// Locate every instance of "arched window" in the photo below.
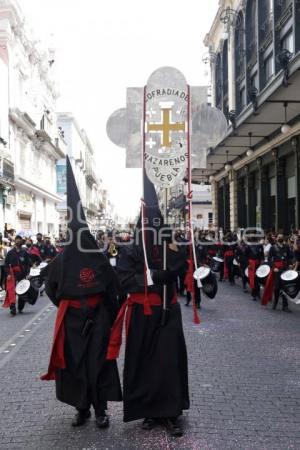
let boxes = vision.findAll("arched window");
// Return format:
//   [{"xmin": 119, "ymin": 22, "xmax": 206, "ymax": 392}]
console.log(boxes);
[
  {"xmin": 215, "ymin": 53, "xmax": 222, "ymax": 110},
  {"xmin": 246, "ymin": 0, "xmax": 257, "ymax": 69}
]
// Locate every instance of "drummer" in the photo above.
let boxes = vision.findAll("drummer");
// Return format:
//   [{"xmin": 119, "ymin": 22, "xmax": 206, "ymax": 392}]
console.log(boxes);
[
  {"xmin": 235, "ymin": 239, "xmax": 248, "ymax": 293},
  {"xmin": 185, "ymin": 233, "xmax": 207, "ymax": 309},
  {"xmin": 3, "ymin": 235, "xmax": 31, "ymax": 315},
  {"xmin": 262, "ymin": 234, "xmax": 293, "ymax": 311},
  {"xmin": 44, "ymin": 237, "xmax": 57, "ymax": 262},
  {"xmin": 25, "ymin": 239, "xmax": 42, "ymax": 266},
  {"xmin": 293, "ymin": 238, "xmax": 300, "ymax": 271},
  {"xmin": 244, "ymin": 234, "xmax": 264, "ymax": 301},
  {"xmin": 223, "ymin": 232, "xmax": 238, "ymax": 286}
]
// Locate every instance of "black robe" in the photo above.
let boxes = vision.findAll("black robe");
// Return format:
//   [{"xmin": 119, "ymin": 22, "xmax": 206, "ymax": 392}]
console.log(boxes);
[
  {"xmin": 117, "ymin": 244, "xmax": 189, "ymax": 422},
  {"xmin": 44, "ymin": 254, "xmax": 122, "ymax": 411}
]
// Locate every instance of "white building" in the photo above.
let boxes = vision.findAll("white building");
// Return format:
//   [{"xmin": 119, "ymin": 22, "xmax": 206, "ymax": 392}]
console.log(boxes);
[
  {"xmin": 57, "ymin": 113, "xmax": 104, "ymax": 233},
  {"xmin": 0, "ymin": 0, "xmax": 65, "ymax": 237}
]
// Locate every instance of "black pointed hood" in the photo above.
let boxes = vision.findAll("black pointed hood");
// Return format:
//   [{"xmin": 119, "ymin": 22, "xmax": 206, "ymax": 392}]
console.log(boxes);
[
  {"xmin": 136, "ymin": 171, "xmax": 163, "ymax": 230},
  {"xmin": 59, "ymin": 156, "xmax": 114, "ymax": 298}
]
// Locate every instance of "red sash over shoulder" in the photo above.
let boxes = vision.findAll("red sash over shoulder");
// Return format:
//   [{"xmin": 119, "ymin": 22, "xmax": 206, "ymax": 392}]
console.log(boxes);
[
  {"xmin": 261, "ymin": 261, "xmax": 285, "ymax": 305},
  {"xmin": 41, "ymin": 295, "xmax": 102, "ymax": 381},
  {"xmin": 106, "ymin": 293, "xmax": 177, "ymax": 361}
]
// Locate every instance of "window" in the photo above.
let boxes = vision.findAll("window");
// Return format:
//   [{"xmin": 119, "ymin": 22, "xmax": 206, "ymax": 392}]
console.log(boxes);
[
  {"xmin": 288, "ymin": 176, "xmax": 296, "ymax": 199},
  {"xmin": 208, "ymin": 212, "xmax": 213, "ymax": 224},
  {"xmin": 270, "ymin": 177, "xmax": 276, "ymax": 196},
  {"xmin": 281, "ymin": 31, "xmax": 294, "ymax": 55},
  {"xmin": 251, "ymin": 72, "xmax": 258, "ymax": 89},
  {"xmin": 239, "ymin": 87, "xmax": 246, "ymax": 109},
  {"xmin": 264, "ymin": 54, "xmax": 274, "ymax": 81}
]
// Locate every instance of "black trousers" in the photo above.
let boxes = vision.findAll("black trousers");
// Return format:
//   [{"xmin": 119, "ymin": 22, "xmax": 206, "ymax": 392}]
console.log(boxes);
[
  {"xmin": 273, "ymin": 271, "xmax": 288, "ymax": 309},
  {"xmin": 186, "ymin": 280, "xmax": 201, "ymax": 307}
]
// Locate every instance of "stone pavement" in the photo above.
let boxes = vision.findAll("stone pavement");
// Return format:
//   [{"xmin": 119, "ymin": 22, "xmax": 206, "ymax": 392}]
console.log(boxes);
[{"xmin": 0, "ymin": 281, "xmax": 300, "ymax": 450}]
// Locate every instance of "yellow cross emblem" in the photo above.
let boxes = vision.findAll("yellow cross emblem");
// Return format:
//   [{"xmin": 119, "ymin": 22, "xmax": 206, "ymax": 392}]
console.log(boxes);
[{"xmin": 147, "ymin": 105, "xmax": 186, "ymax": 148}]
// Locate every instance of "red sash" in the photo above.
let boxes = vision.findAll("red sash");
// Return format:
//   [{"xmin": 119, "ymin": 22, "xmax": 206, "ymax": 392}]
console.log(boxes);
[
  {"xmin": 28, "ymin": 247, "xmax": 41, "ymax": 258},
  {"xmin": 248, "ymin": 259, "xmax": 260, "ymax": 290},
  {"xmin": 261, "ymin": 261, "xmax": 285, "ymax": 305},
  {"xmin": 224, "ymin": 250, "xmax": 234, "ymax": 280},
  {"xmin": 3, "ymin": 267, "xmax": 17, "ymax": 308},
  {"xmin": 106, "ymin": 293, "xmax": 177, "ymax": 361},
  {"xmin": 41, "ymin": 295, "xmax": 102, "ymax": 381}
]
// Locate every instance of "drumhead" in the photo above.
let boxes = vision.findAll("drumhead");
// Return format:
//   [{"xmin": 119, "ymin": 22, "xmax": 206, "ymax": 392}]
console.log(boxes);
[
  {"xmin": 39, "ymin": 262, "xmax": 48, "ymax": 269},
  {"xmin": 233, "ymin": 258, "xmax": 239, "ymax": 266},
  {"xmin": 16, "ymin": 279, "xmax": 30, "ymax": 295},
  {"xmin": 245, "ymin": 268, "xmax": 249, "ymax": 278},
  {"xmin": 213, "ymin": 257, "xmax": 224, "ymax": 263},
  {"xmin": 194, "ymin": 266, "xmax": 211, "ymax": 280},
  {"xmin": 281, "ymin": 270, "xmax": 298, "ymax": 281},
  {"xmin": 29, "ymin": 268, "xmax": 41, "ymax": 277},
  {"xmin": 256, "ymin": 265, "xmax": 270, "ymax": 278}
]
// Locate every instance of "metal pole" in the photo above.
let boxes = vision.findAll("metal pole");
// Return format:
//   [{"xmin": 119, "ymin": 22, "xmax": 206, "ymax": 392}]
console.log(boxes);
[{"xmin": 161, "ymin": 188, "xmax": 168, "ymax": 325}]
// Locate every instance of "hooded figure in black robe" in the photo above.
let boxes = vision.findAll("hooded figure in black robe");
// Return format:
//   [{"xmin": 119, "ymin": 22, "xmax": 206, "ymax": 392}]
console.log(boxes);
[
  {"xmin": 41, "ymin": 156, "xmax": 122, "ymax": 428},
  {"xmin": 107, "ymin": 173, "xmax": 189, "ymax": 437}
]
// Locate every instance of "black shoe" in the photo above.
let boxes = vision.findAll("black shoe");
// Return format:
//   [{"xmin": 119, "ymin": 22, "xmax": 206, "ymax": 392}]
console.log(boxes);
[
  {"xmin": 71, "ymin": 409, "xmax": 91, "ymax": 427},
  {"xmin": 185, "ymin": 302, "xmax": 190, "ymax": 307},
  {"xmin": 282, "ymin": 306, "xmax": 292, "ymax": 313},
  {"xmin": 95, "ymin": 411, "xmax": 109, "ymax": 429},
  {"xmin": 165, "ymin": 418, "xmax": 183, "ymax": 437},
  {"xmin": 142, "ymin": 418, "xmax": 158, "ymax": 430},
  {"xmin": 243, "ymin": 289, "xmax": 248, "ymax": 293},
  {"xmin": 251, "ymin": 297, "xmax": 257, "ymax": 301},
  {"xmin": 272, "ymin": 303, "xmax": 277, "ymax": 310},
  {"xmin": 10, "ymin": 304, "xmax": 16, "ymax": 316}
]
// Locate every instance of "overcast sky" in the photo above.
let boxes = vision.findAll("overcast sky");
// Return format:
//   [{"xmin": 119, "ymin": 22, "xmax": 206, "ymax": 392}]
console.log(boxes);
[{"xmin": 21, "ymin": 0, "xmax": 219, "ymax": 220}]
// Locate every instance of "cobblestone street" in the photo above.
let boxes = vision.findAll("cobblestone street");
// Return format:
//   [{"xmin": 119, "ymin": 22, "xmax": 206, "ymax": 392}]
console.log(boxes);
[{"xmin": 0, "ymin": 281, "xmax": 300, "ymax": 450}]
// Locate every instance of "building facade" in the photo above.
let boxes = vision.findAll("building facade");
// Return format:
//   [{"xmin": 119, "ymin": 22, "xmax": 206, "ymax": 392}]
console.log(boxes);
[
  {"xmin": 161, "ymin": 183, "xmax": 213, "ymax": 229},
  {"xmin": 57, "ymin": 113, "xmax": 104, "ymax": 233},
  {"xmin": 199, "ymin": 0, "xmax": 300, "ymax": 234},
  {"xmin": 0, "ymin": 0, "xmax": 65, "ymax": 237}
]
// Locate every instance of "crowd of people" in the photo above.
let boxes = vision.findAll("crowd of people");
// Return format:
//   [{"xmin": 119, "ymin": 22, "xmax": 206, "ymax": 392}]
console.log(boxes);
[
  {"xmin": 176, "ymin": 229, "xmax": 300, "ymax": 312},
  {"xmin": 1, "ymin": 198, "xmax": 300, "ymax": 437}
]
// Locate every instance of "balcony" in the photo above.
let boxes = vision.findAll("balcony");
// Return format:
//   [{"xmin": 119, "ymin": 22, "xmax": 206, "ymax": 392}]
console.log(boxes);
[
  {"xmin": 259, "ymin": 14, "xmax": 273, "ymax": 53},
  {"xmin": 275, "ymin": 0, "xmax": 293, "ymax": 31},
  {"xmin": 85, "ymin": 161, "xmax": 98, "ymax": 185}
]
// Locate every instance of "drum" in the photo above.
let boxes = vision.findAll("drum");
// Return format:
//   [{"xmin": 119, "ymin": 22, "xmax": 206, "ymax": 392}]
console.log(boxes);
[
  {"xmin": 15, "ymin": 279, "xmax": 39, "ymax": 305},
  {"xmin": 29, "ymin": 267, "xmax": 43, "ymax": 290},
  {"xmin": 280, "ymin": 270, "xmax": 300, "ymax": 304},
  {"xmin": 233, "ymin": 258, "xmax": 239, "ymax": 266},
  {"xmin": 38, "ymin": 262, "xmax": 48, "ymax": 270},
  {"xmin": 194, "ymin": 266, "xmax": 218, "ymax": 299},
  {"xmin": 256, "ymin": 264, "xmax": 270, "ymax": 285},
  {"xmin": 210, "ymin": 256, "xmax": 224, "ymax": 273}
]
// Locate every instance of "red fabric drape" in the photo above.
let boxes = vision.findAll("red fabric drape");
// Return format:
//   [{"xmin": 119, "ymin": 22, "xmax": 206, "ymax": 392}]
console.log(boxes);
[
  {"xmin": 184, "ymin": 259, "xmax": 200, "ymax": 324},
  {"xmin": 41, "ymin": 295, "xmax": 101, "ymax": 381},
  {"xmin": 224, "ymin": 250, "xmax": 234, "ymax": 280},
  {"xmin": 261, "ymin": 261, "xmax": 285, "ymax": 305},
  {"xmin": 106, "ymin": 293, "xmax": 177, "ymax": 361},
  {"xmin": 3, "ymin": 267, "xmax": 17, "ymax": 308},
  {"xmin": 248, "ymin": 259, "xmax": 260, "ymax": 290}
]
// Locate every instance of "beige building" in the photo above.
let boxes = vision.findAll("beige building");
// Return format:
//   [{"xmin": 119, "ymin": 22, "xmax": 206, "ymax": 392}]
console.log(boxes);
[{"xmin": 196, "ymin": 0, "xmax": 300, "ymax": 234}]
